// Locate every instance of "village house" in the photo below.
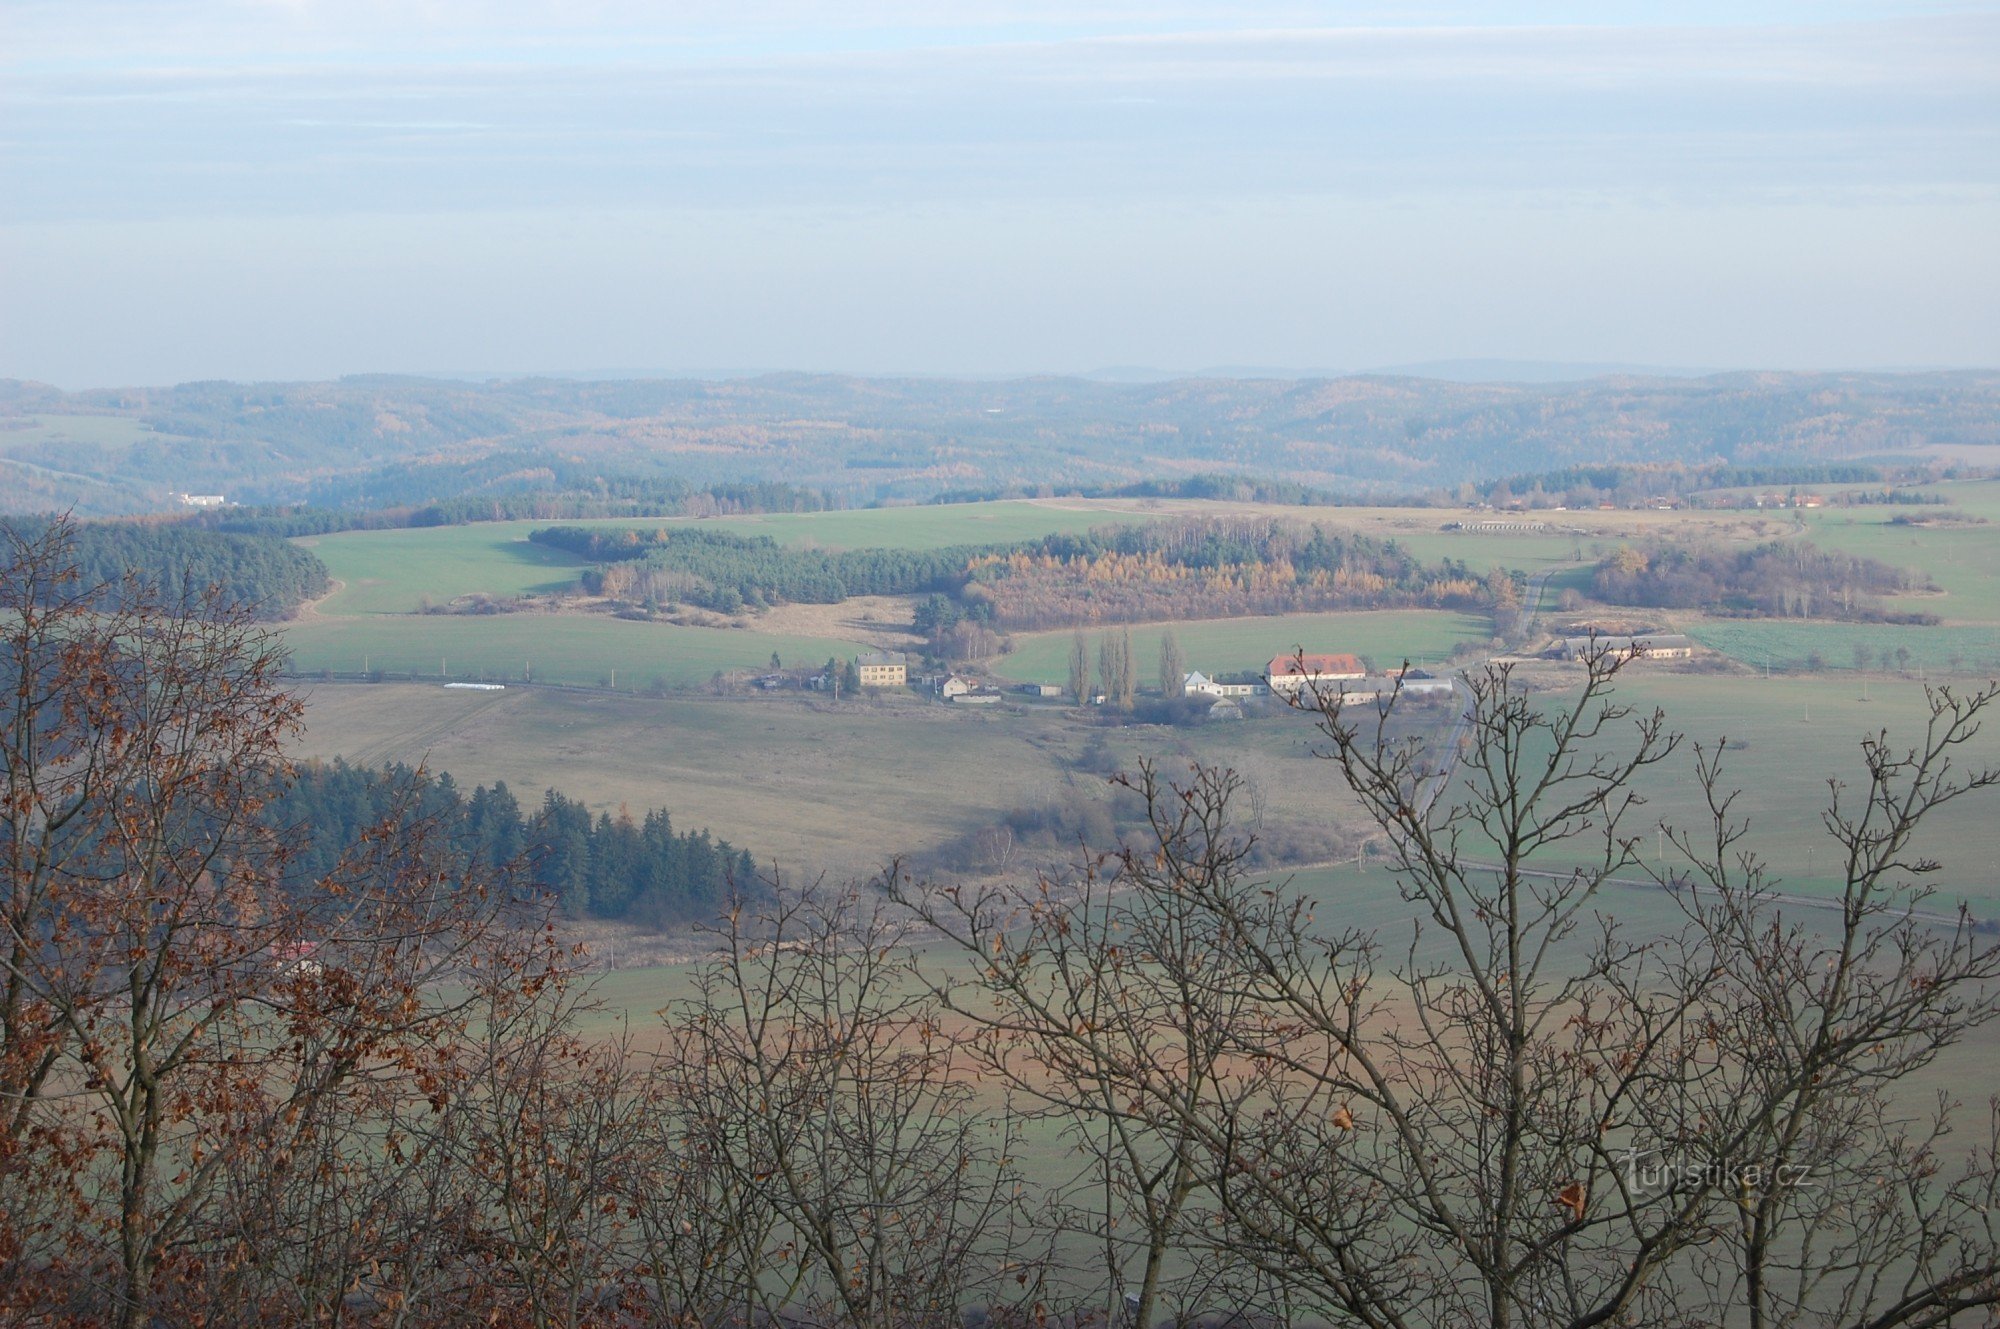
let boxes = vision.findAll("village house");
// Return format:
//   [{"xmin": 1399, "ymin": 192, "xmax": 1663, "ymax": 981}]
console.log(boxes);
[
  {"xmin": 855, "ymin": 651, "xmax": 908, "ymax": 688},
  {"xmin": 1181, "ymin": 670, "xmax": 1260, "ymax": 698},
  {"xmin": 938, "ymin": 674, "xmax": 1003, "ymax": 704},
  {"xmin": 1265, "ymin": 652, "xmax": 1366, "ymax": 696}
]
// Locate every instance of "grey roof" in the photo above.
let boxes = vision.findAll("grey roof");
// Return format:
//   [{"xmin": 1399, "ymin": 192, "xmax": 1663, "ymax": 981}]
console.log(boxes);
[{"xmin": 856, "ymin": 651, "xmax": 909, "ymax": 667}]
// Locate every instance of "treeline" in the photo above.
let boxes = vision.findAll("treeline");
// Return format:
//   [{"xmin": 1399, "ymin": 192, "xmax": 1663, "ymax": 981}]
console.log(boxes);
[
  {"xmin": 0, "ymin": 515, "xmax": 328, "ymax": 618},
  {"xmin": 930, "ymin": 472, "xmax": 1418, "ymax": 508},
  {"xmin": 1592, "ymin": 540, "xmax": 1937, "ymax": 622},
  {"xmin": 1491, "ymin": 462, "xmax": 1887, "ymax": 498},
  {"xmin": 274, "ymin": 760, "xmax": 755, "ymax": 929},
  {"xmin": 1841, "ymin": 488, "xmax": 1951, "ymax": 506},
  {"xmin": 966, "ymin": 517, "xmax": 1491, "ymax": 629},
  {"xmin": 1476, "ymin": 461, "xmax": 1897, "ymax": 510},
  {"xmin": 536, "ymin": 525, "xmax": 990, "ymax": 612},
  {"xmin": 191, "ymin": 478, "xmax": 839, "ymax": 539}
]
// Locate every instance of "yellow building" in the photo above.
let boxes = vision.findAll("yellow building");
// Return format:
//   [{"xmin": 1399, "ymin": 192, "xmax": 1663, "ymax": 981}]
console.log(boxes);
[{"xmin": 855, "ymin": 651, "xmax": 908, "ymax": 688}]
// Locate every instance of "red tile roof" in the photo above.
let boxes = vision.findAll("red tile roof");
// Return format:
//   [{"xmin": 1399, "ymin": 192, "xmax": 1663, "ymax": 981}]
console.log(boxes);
[{"xmin": 1268, "ymin": 653, "xmax": 1365, "ymax": 679}]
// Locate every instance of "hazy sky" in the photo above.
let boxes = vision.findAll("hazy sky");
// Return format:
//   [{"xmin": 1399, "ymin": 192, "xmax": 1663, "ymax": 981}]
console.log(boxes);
[{"xmin": 3, "ymin": 1, "xmax": 1996, "ymax": 386}]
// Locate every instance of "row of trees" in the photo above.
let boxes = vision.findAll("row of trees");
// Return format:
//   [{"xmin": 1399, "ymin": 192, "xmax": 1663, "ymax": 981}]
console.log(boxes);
[
  {"xmin": 5, "ymin": 517, "xmax": 1999, "ymax": 1325},
  {"xmin": 1060, "ymin": 628, "xmax": 1192, "ymax": 707}
]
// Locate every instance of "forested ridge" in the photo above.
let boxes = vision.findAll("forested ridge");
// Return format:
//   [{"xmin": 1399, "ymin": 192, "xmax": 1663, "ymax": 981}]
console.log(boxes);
[
  {"xmin": 275, "ymin": 760, "xmax": 755, "ymax": 928},
  {"xmin": 7, "ymin": 369, "xmax": 1994, "ymax": 516}
]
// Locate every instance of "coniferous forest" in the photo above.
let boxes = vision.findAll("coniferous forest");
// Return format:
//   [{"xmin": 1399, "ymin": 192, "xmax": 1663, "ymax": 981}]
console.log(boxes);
[
  {"xmin": 274, "ymin": 760, "xmax": 755, "ymax": 928},
  {"xmin": 0, "ymin": 516, "xmax": 329, "ymax": 617}
]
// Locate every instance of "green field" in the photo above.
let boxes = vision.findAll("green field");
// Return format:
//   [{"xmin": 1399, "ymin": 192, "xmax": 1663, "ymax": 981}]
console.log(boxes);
[
  {"xmin": 1485, "ymin": 671, "xmax": 2000, "ymax": 908},
  {"xmin": 1789, "ymin": 488, "xmax": 2000, "ymax": 625},
  {"xmin": 1685, "ymin": 619, "xmax": 2000, "ymax": 675},
  {"xmin": 994, "ymin": 609, "xmax": 1493, "ymax": 684},
  {"xmin": 304, "ymin": 526, "xmax": 591, "ymax": 615},
  {"xmin": 282, "ymin": 613, "xmax": 870, "ymax": 689},
  {"xmin": 632, "ymin": 502, "xmax": 1135, "ymax": 551}
]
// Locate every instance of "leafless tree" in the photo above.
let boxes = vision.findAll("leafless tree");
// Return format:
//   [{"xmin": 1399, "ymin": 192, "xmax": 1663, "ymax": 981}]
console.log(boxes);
[
  {"xmin": 0, "ymin": 517, "xmax": 554, "ymax": 1327},
  {"xmin": 908, "ymin": 648, "xmax": 2000, "ymax": 1327},
  {"xmin": 896, "ymin": 769, "xmax": 1279, "ymax": 1326},
  {"xmin": 648, "ymin": 886, "xmax": 1037, "ymax": 1327}
]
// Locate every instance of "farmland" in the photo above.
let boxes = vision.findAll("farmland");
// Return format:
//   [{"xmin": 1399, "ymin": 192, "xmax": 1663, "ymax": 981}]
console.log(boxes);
[
  {"xmin": 293, "ymin": 680, "xmax": 1358, "ymax": 879},
  {"xmin": 1493, "ymin": 671, "xmax": 2000, "ymax": 909},
  {"xmin": 301, "ymin": 524, "xmax": 589, "ymax": 615},
  {"xmin": 281, "ymin": 613, "xmax": 873, "ymax": 690},
  {"xmin": 992, "ymin": 609, "xmax": 1492, "ymax": 685},
  {"xmin": 280, "ymin": 484, "xmax": 2000, "ymax": 695}
]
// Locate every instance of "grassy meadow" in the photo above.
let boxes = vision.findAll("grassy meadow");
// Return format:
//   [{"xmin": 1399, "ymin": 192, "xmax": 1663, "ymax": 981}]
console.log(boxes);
[{"xmin": 302, "ymin": 524, "xmax": 589, "ymax": 615}]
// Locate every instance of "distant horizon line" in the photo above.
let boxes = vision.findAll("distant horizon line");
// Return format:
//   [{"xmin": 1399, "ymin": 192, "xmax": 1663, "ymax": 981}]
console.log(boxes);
[{"xmin": 10, "ymin": 358, "xmax": 2000, "ymax": 395}]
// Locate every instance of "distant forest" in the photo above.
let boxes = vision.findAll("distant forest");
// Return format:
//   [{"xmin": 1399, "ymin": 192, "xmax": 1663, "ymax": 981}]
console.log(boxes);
[
  {"xmin": 0, "ymin": 516, "xmax": 328, "ymax": 618},
  {"xmin": 274, "ymin": 761, "xmax": 755, "ymax": 929}
]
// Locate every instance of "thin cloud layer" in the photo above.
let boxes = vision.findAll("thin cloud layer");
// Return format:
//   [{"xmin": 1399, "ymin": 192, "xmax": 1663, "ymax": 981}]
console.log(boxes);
[{"xmin": 2, "ymin": 2, "xmax": 1995, "ymax": 383}]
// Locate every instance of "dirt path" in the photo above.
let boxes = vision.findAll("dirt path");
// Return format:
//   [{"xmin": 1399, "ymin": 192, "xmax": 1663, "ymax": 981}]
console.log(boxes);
[{"xmin": 290, "ymin": 577, "xmax": 346, "ymax": 623}]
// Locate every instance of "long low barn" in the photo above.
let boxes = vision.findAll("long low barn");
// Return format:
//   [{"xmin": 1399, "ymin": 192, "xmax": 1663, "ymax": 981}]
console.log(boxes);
[
  {"xmin": 1561, "ymin": 634, "xmax": 1695, "ymax": 660},
  {"xmin": 1266, "ymin": 653, "xmax": 1366, "ymax": 695}
]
